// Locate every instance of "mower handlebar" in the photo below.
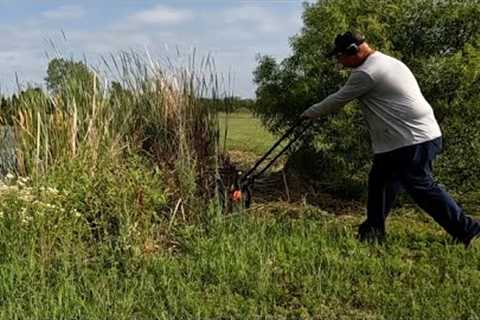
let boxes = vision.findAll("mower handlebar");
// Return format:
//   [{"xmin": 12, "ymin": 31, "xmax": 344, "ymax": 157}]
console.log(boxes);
[{"xmin": 240, "ymin": 117, "xmax": 313, "ymax": 185}]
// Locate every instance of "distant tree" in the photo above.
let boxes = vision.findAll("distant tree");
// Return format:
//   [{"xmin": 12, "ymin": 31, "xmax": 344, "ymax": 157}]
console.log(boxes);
[
  {"xmin": 109, "ymin": 81, "xmax": 134, "ymax": 101},
  {"xmin": 0, "ymin": 87, "xmax": 54, "ymax": 125},
  {"xmin": 230, "ymin": 97, "xmax": 255, "ymax": 113},
  {"xmin": 197, "ymin": 96, "xmax": 256, "ymax": 113},
  {"xmin": 0, "ymin": 96, "xmax": 13, "ymax": 125},
  {"xmin": 45, "ymin": 58, "xmax": 96, "ymax": 95},
  {"xmin": 110, "ymin": 81, "xmax": 123, "ymax": 95}
]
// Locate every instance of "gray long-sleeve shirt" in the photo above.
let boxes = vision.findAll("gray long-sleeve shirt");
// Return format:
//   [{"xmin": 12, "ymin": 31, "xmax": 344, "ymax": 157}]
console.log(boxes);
[{"xmin": 303, "ymin": 51, "xmax": 442, "ymax": 154}]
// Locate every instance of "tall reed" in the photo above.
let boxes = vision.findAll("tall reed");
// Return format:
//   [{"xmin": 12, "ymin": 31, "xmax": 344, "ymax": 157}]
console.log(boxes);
[{"xmin": 2, "ymin": 50, "xmax": 225, "ymax": 215}]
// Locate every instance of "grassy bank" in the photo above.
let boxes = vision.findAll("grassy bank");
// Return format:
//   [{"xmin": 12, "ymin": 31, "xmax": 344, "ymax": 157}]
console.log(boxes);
[{"xmin": 0, "ymin": 196, "xmax": 479, "ymax": 319}]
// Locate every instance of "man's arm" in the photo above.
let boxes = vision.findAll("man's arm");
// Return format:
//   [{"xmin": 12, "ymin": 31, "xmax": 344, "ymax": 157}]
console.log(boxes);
[{"xmin": 302, "ymin": 71, "xmax": 374, "ymax": 118}]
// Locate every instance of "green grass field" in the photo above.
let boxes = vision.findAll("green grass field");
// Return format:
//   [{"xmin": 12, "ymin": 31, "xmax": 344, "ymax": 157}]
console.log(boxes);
[{"xmin": 219, "ymin": 112, "xmax": 276, "ymax": 155}]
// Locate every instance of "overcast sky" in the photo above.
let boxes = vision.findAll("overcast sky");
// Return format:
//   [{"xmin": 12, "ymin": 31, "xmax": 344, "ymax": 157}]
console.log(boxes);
[{"xmin": 0, "ymin": 1, "xmax": 311, "ymax": 98}]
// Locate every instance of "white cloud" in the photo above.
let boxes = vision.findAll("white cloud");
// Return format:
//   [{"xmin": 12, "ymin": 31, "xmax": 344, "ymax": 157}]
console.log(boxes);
[
  {"xmin": 129, "ymin": 5, "xmax": 192, "ymax": 25},
  {"xmin": 223, "ymin": 5, "xmax": 284, "ymax": 33},
  {"xmin": 42, "ymin": 5, "xmax": 86, "ymax": 20}
]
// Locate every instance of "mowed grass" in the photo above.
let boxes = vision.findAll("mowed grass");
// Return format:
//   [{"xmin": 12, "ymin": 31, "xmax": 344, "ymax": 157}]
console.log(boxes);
[{"xmin": 219, "ymin": 112, "xmax": 276, "ymax": 155}]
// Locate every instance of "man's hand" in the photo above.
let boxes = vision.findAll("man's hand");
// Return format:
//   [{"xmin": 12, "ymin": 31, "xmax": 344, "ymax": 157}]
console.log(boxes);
[{"xmin": 300, "ymin": 108, "xmax": 316, "ymax": 119}]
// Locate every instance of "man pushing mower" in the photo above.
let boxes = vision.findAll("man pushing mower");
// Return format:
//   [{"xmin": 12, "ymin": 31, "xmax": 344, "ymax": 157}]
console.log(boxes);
[{"xmin": 301, "ymin": 31, "xmax": 480, "ymax": 247}]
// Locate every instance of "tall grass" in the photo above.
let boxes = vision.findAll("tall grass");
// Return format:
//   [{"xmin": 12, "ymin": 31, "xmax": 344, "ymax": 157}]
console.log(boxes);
[{"xmin": 3, "ymin": 50, "xmax": 222, "ymax": 216}]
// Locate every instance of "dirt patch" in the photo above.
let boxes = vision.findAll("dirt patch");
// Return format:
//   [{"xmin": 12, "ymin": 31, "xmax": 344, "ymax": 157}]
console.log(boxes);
[{"xmin": 220, "ymin": 150, "xmax": 364, "ymax": 216}]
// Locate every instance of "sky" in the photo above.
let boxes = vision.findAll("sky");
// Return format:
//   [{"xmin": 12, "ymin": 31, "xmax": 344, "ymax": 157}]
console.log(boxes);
[{"xmin": 0, "ymin": 1, "xmax": 311, "ymax": 98}]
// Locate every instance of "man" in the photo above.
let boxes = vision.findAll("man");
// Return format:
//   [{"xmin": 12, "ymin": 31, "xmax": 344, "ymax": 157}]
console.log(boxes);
[{"xmin": 301, "ymin": 31, "xmax": 480, "ymax": 247}]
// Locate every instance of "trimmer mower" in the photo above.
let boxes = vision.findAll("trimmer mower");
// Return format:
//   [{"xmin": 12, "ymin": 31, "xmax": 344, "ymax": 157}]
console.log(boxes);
[{"xmin": 220, "ymin": 118, "xmax": 314, "ymax": 209}]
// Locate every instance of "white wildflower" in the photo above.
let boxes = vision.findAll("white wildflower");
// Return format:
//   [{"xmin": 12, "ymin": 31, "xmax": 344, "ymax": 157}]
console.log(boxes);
[
  {"xmin": 45, "ymin": 203, "xmax": 60, "ymax": 211},
  {"xmin": 21, "ymin": 214, "xmax": 33, "ymax": 224},
  {"xmin": 47, "ymin": 187, "xmax": 59, "ymax": 194},
  {"xmin": 18, "ymin": 176, "xmax": 30, "ymax": 184}
]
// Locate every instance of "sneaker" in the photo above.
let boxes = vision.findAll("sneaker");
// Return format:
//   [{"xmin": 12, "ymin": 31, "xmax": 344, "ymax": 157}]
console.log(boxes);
[
  {"xmin": 357, "ymin": 220, "xmax": 386, "ymax": 243},
  {"xmin": 462, "ymin": 232, "xmax": 480, "ymax": 249}
]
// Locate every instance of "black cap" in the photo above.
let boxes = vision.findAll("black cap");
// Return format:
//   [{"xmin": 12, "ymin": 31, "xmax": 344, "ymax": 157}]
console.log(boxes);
[{"xmin": 326, "ymin": 31, "xmax": 365, "ymax": 58}]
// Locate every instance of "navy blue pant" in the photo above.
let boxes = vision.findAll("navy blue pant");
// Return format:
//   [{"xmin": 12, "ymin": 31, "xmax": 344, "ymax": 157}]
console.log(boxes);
[{"xmin": 366, "ymin": 137, "xmax": 480, "ymax": 241}]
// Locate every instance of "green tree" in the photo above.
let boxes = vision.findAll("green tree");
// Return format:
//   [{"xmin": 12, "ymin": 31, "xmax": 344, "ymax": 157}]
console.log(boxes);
[
  {"xmin": 254, "ymin": 0, "xmax": 480, "ymax": 195},
  {"xmin": 45, "ymin": 58, "xmax": 96, "ymax": 95},
  {"xmin": 0, "ymin": 88, "xmax": 53, "ymax": 124}
]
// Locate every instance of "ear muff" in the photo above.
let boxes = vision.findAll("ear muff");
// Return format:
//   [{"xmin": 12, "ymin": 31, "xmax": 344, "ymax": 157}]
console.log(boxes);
[
  {"xmin": 345, "ymin": 43, "xmax": 359, "ymax": 55},
  {"xmin": 344, "ymin": 33, "xmax": 365, "ymax": 55}
]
